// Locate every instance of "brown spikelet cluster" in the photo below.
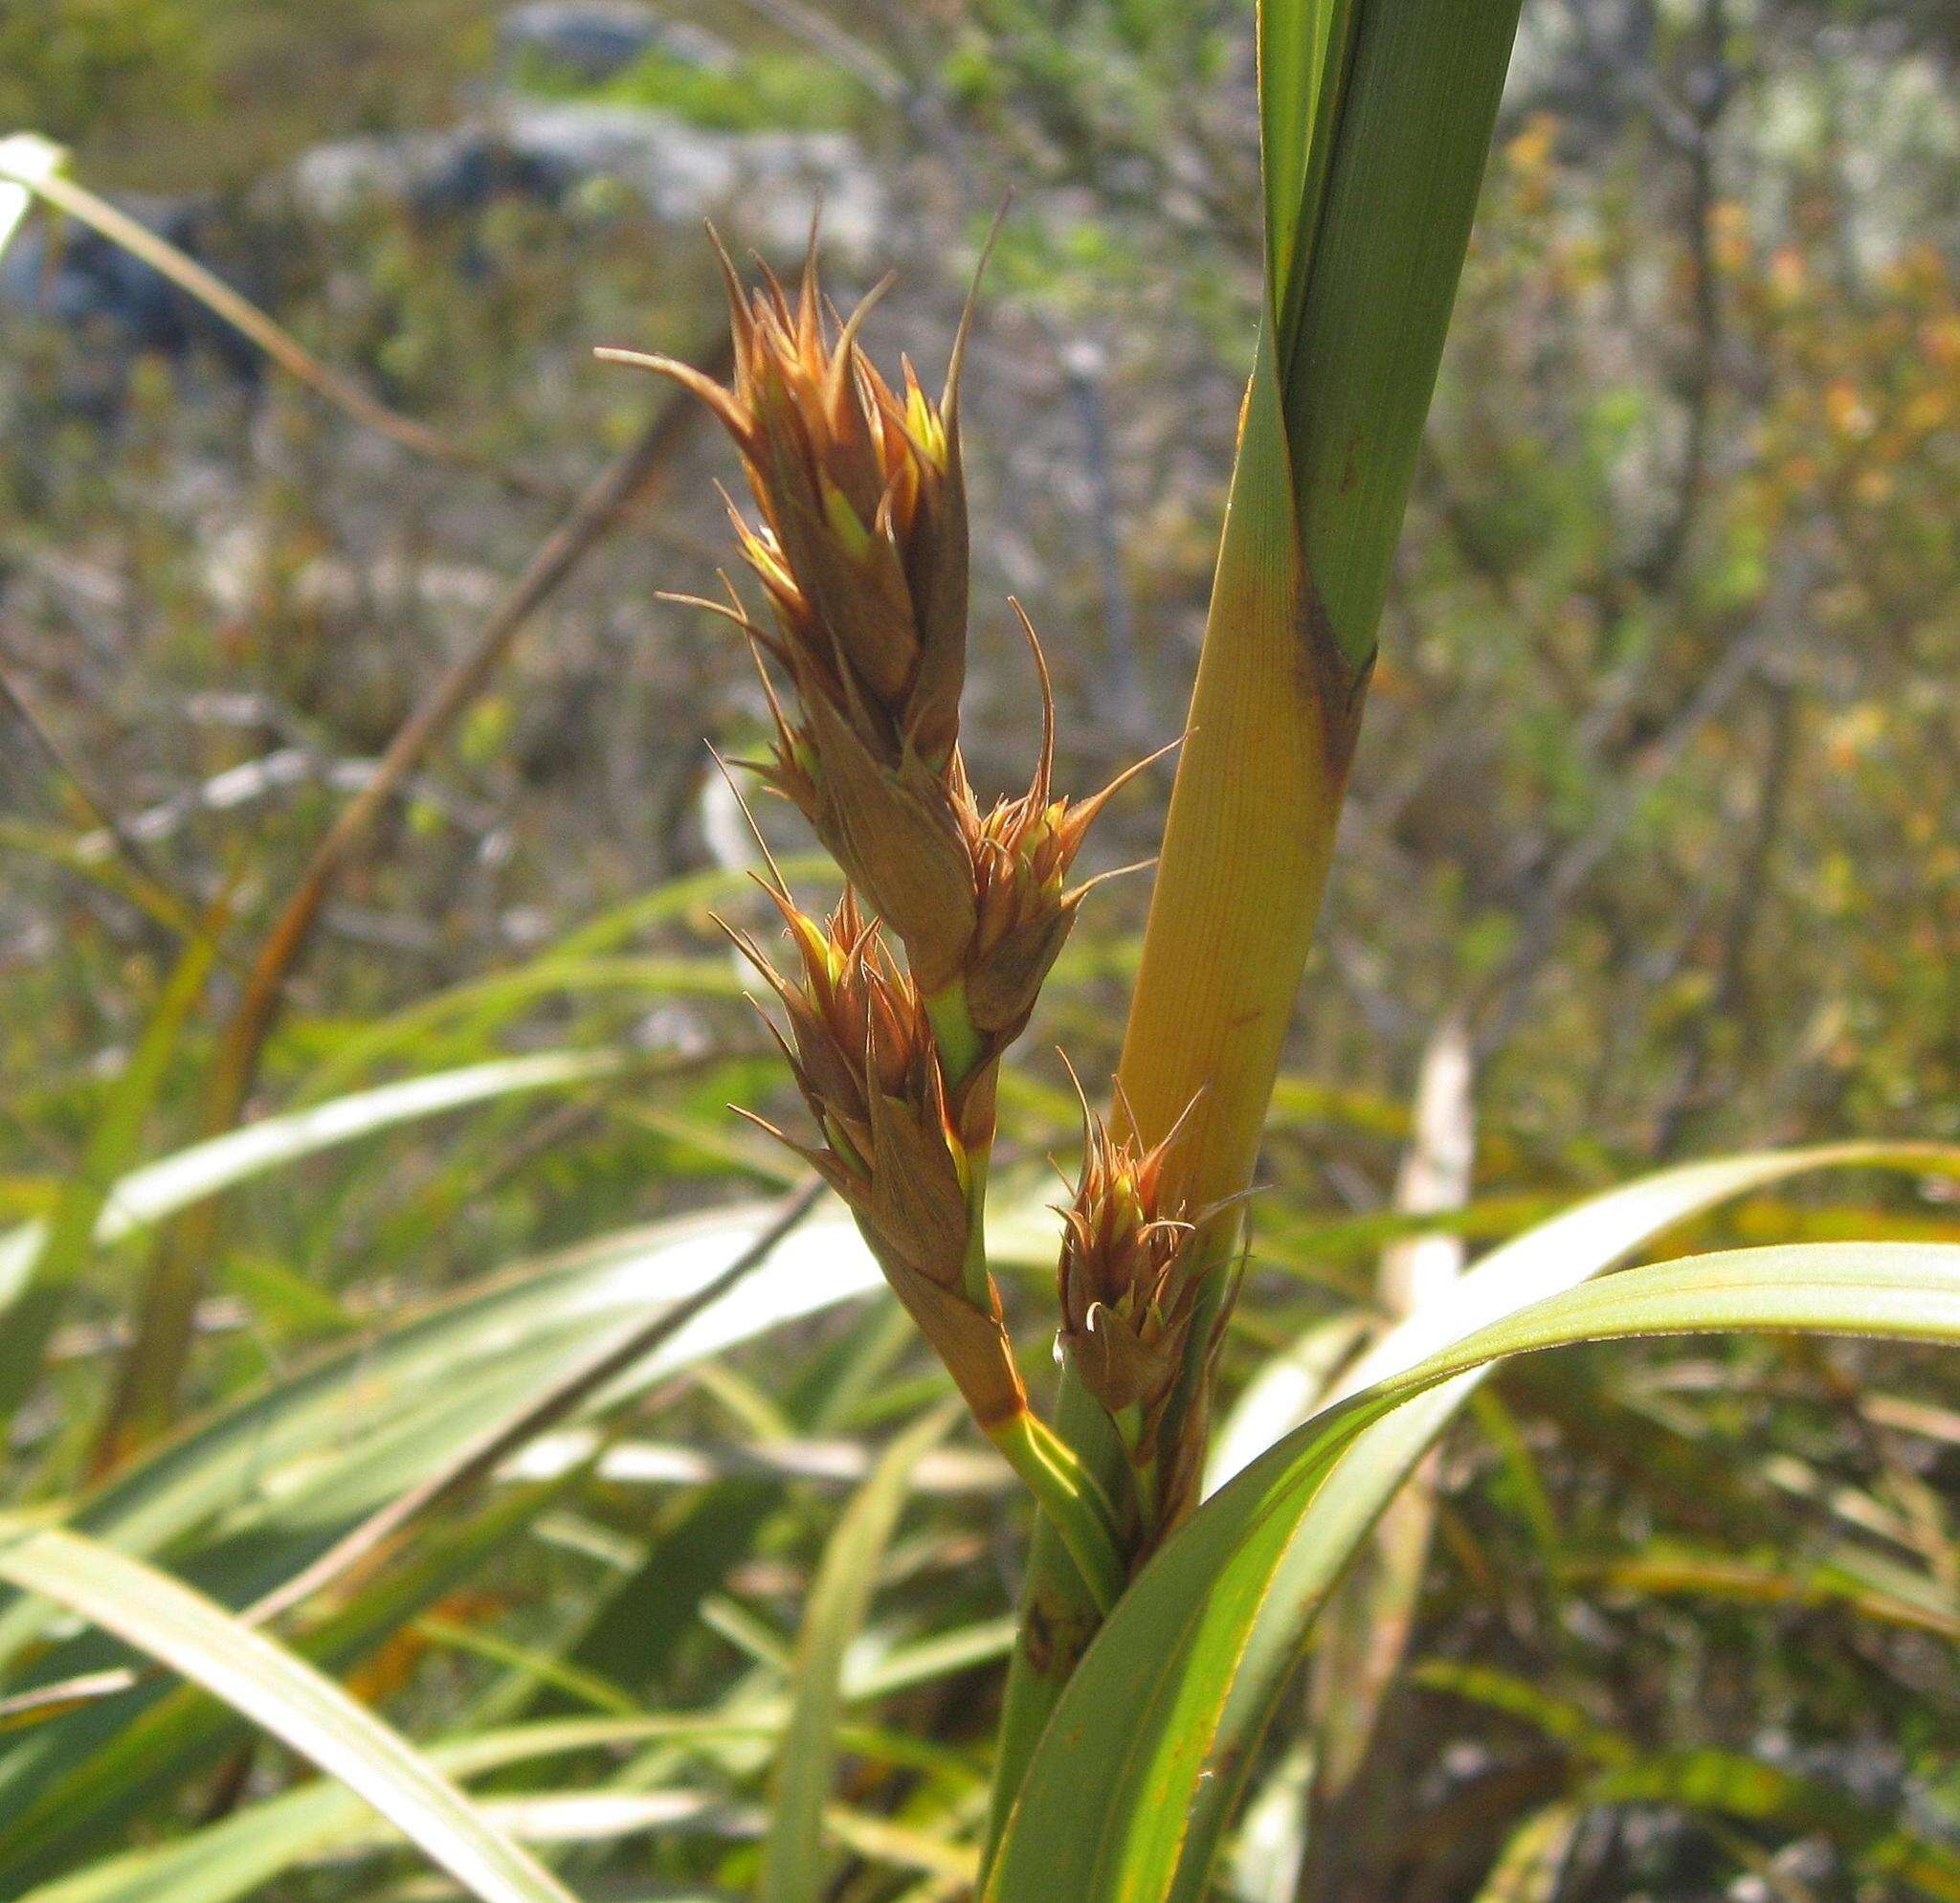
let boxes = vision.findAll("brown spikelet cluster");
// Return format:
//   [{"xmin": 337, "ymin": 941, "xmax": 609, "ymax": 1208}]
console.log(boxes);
[
  {"xmin": 958, "ymin": 610, "xmax": 1167, "ymax": 1041},
  {"xmin": 602, "ymin": 234, "xmax": 1181, "ymax": 1485},
  {"xmin": 724, "ymin": 884, "xmax": 1027, "ymax": 1430},
  {"xmin": 1055, "ymin": 1080, "xmax": 1232, "ymax": 1535},
  {"xmin": 600, "ymin": 236, "xmax": 1153, "ymax": 1033},
  {"xmin": 1055, "ymin": 1087, "xmax": 1204, "ymax": 1427},
  {"xmin": 601, "ymin": 237, "xmax": 975, "ymax": 989}
]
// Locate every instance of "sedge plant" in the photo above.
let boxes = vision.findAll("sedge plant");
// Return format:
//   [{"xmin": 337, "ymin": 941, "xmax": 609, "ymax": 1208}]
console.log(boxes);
[
  {"xmin": 5, "ymin": 5, "xmax": 1960, "ymax": 1903},
  {"xmin": 594, "ymin": 3, "xmax": 1960, "ymax": 1900}
]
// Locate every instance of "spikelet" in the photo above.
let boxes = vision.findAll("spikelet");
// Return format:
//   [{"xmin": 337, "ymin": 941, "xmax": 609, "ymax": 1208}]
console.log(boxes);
[
  {"xmin": 1054, "ymin": 1074, "xmax": 1206, "ymax": 1435},
  {"xmin": 957, "ymin": 607, "xmax": 1171, "ymax": 1041},
  {"xmin": 606, "ymin": 240, "xmax": 1167, "ymax": 1043},
  {"xmin": 724, "ymin": 884, "xmax": 1027, "ymax": 1431},
  {"xmin": 603, "ymin": 235, "xmax": 977, "ymax": 990},
  {"xmin": 614, "ymin": 240, "xmax": 1183, "ymax": 1473}
]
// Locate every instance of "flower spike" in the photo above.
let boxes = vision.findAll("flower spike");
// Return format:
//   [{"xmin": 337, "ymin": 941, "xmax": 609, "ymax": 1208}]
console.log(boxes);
[
  {"xmin": 724, "ymin": 885, "xmax": 1027, "ymax": 1432},
  {"xmin": 956, "ymin": 605, "xmax": 1178, "ymax": 1041},
  {"xmin": 1053, "ymin": 1059, "xmax": 1214, "ymax": 1486},
  {"xmin": 601, "ymin": 237, "xmax": 977, "ymax": 984}
]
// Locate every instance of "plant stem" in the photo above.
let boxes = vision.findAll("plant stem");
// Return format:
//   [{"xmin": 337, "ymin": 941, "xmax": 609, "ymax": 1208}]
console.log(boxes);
[
  {"xmin": 924, "ymin": 980, "xmax": 996, "ymax": 1310},
  {"xmin": 924, "ymin": 980, "xmax": 987, "ymax": 1083},
  {"xmin": 1115, "ymin": 1402, "xmax": 1162, "ymax": 1533},
  {"xmin": 981, "ymin": 1374, "xmax": 1120, "ymax": 1873},
  {"xmin": 959, "ymin": 1157, "xmax": 993, "ymax": 1311},
  {"xmin": 985, "ymin": 1407, "xmax": 1126, "ymax": 1618}
]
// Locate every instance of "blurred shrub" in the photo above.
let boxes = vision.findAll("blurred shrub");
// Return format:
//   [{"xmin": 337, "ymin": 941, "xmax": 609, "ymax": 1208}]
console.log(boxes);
[
  {"xmin": 515, "ymin": 45, "xmax": 862, "ymax": 136},
  {"xmin": 0, "ymin": 0, "xmax": 210, "ymax": 142}
]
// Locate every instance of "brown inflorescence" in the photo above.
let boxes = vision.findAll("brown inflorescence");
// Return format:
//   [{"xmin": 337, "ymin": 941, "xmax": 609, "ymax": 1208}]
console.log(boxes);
[
  {"xmin": 601, "ymin": 239, "xmax": 976, "ymax": 992},
  {"xmin": 724, "ymin": 883, "xmax": 1028, "ymax": 1431},
  {"xmin": 957, "ymin": 607, "xmax": 1167, "ymax": 1043},
  {"xmin": 609, "ymin": 241, "xmax": 1186, "ymax": 1474},
  {"xmin": 1058, "ymin": 1082, "xmax": 1207, "ymax": 1450},
  {"xmin": 602, "ymin": 243, "xmax": 1163, "ymax": 1050}
]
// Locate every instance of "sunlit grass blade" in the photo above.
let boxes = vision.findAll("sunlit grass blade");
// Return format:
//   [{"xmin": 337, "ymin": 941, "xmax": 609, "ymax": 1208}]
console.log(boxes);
[
  {"xmin": 1169, "ymin": 1141, "xmax": 1960, "ymax": 1896},
  {"xmin": 0, "ymin": 133, "xmax": 472, "ymax": 469},
  {"xmin": 1469, "ymin": 1804, "xmax": 1582, "ymax": 1903},
  {"xmin": 11, "ymin": 1711, "xmax": 930, "ymax": 1903},
  {"xmin": 301, "ymin": 853, "xmax": 834, "ymax": 1095},
  {"xmin": 9, "ymin": 1591, "xmax": 1007, "ymax": 1903},
  {"xmin": 0, "ymin": 1518, "xmax": 577, "ymax": 1903},
  {"xmin": 0, "ymin": 1050, "xmax": 628, "ymax": 1313},
  {"xmin": 760, "ymin": 1400, "xmax": 958, "ymax": 1903},
  {"xmin": 0, "ymin": 130, "xmax": 61, "ymax": 262},
  {"xmin": 0, "ymin": 1480, "xmax": 565, "ymax": 1885},
  {"xmin": 0, "ymin": 1201, "xmax": 879, "ymax": 1674},
  {"xmin": 1569, "ymin": 1543, "xmax": 1960, "ymax": 1643},
  {"xmin": 243, "ymin": 1182, "xmax": 822, "ymax": 1629},
  {"xmin": 0, "ymin": 1201, "xmax": 881, "ymax": 1882},
  {"xmin": 299, "ymin": 957, "xmax": 749, "ymax": 1096}
]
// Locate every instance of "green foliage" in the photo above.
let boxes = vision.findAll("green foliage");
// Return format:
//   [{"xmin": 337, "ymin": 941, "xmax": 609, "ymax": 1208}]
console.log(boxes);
[
  {"xmin": 507, "ymin": 35, "xmax": 861, "ymax": 137},
  {"xmin": 0, "ymin": 0, "xmax": 208, "ymax": 144},
  {"xmin": 592, "ymin": 50, "xmax": 859, "ymax": 135},
  {"xmin": 991, "ymin": 1149, "xmax": 1960, "ymax": 1898}
]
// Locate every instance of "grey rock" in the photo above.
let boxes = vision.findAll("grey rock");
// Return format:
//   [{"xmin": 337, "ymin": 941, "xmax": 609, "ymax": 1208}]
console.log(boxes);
[
  {"xmin": 0, "ymin": 193, "xmax": 260, "ymax": 373},
  {"xmin": 497, "ymin": 2, "xmax": 733, "ymax": 83},
  {"xmin": 499, "ymin": 1, "xmax": 658, "ymax": 81},
  {"xmin": 287, "ymin": 128, "xmax": 495, "ymax": 222},
  {"xmin": 286, "ymin": 101, "xmax": 885, "ymax": 260}
]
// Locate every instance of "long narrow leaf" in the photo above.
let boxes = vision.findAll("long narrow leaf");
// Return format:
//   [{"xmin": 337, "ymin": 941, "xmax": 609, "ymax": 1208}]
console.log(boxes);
[
  {"xmin": 1163, "ymin": 1142, "xmax": 1960, "ymax": 1896},
  {"xmin": 989, "ymin": 1239, "xmax": 1960, "ymax": 1900},
  {"xmin": 0, "ymin": 1482, "xmax": 568, "ymax": 1887},
  {"xmin": 1469, "ymin": 1806, "xmax": 1582, "ymax": 1903},
  {"xmin": 0, "ymin": 1051, "xmax": 627, "ymax": 1310},
  {"xmin": 1571, "ymin": 1545, "xmax": 1960, "ymax": 1642},
  {"xmin": 0, "ymin": 1201, "xmax": 878, "ymax": 1673},
  {"xmin": 760, "ymin": 1402, "xmax": 959, "ymax": 1903},
  {"xmin": 0, "ymin": 1519, "xmax": 576, "ymax": 1903},
  {"xmin": 0, "ymin": 925, "xmax": 217, "ymax": 1422}
]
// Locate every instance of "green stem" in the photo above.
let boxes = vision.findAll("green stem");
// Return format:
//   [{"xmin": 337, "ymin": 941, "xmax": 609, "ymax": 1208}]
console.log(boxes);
[
  {"xmin": 959, "ymin": 1145, "xmax": 994, "ymax": 1310},
  {"xmin": 985, "ymin": 1407, "xmax": 1126, "ymax": 1618},
  {"xmin": 1114, "ymin": 1401, "xmax": 1162, "ymax": 1534},
  {"xmin": 981, "ymin": 1371, "xmax": 1122, "ymax": 1874},
  {"xmin": 924, "ymin": 979, "xmax": 995, "ymax": 1310},
  {"xmin": 921, "ymin": 981, "xmax": 1129, "ymax": 1862},
  {"xmin": 924, "ymin": 980, "xmax": 987, "ymax": 1083},
  {"xmin": 980, "ymin": 1237, "xmax": 1241, "ymax": 1872}
]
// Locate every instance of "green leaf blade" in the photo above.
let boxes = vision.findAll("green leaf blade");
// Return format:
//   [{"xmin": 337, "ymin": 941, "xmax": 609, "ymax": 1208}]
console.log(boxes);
[
  {"xmin": 760, "ymin": 1400, "xmax": 958, "ymax": 1903},
  {"xmin": 990, "ymin": 1234, "xmax": 1960, "ymax": 1901},
  {"xmin": 0, "ymin": 1520, "xmax": 577, "ymax": 1903}
]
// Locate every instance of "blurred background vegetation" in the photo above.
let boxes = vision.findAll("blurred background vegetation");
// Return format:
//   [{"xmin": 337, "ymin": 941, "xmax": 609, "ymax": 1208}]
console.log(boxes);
[{"xmin": 1, "ymin": 1, "xmax": 1956, "ymax": 1898}]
